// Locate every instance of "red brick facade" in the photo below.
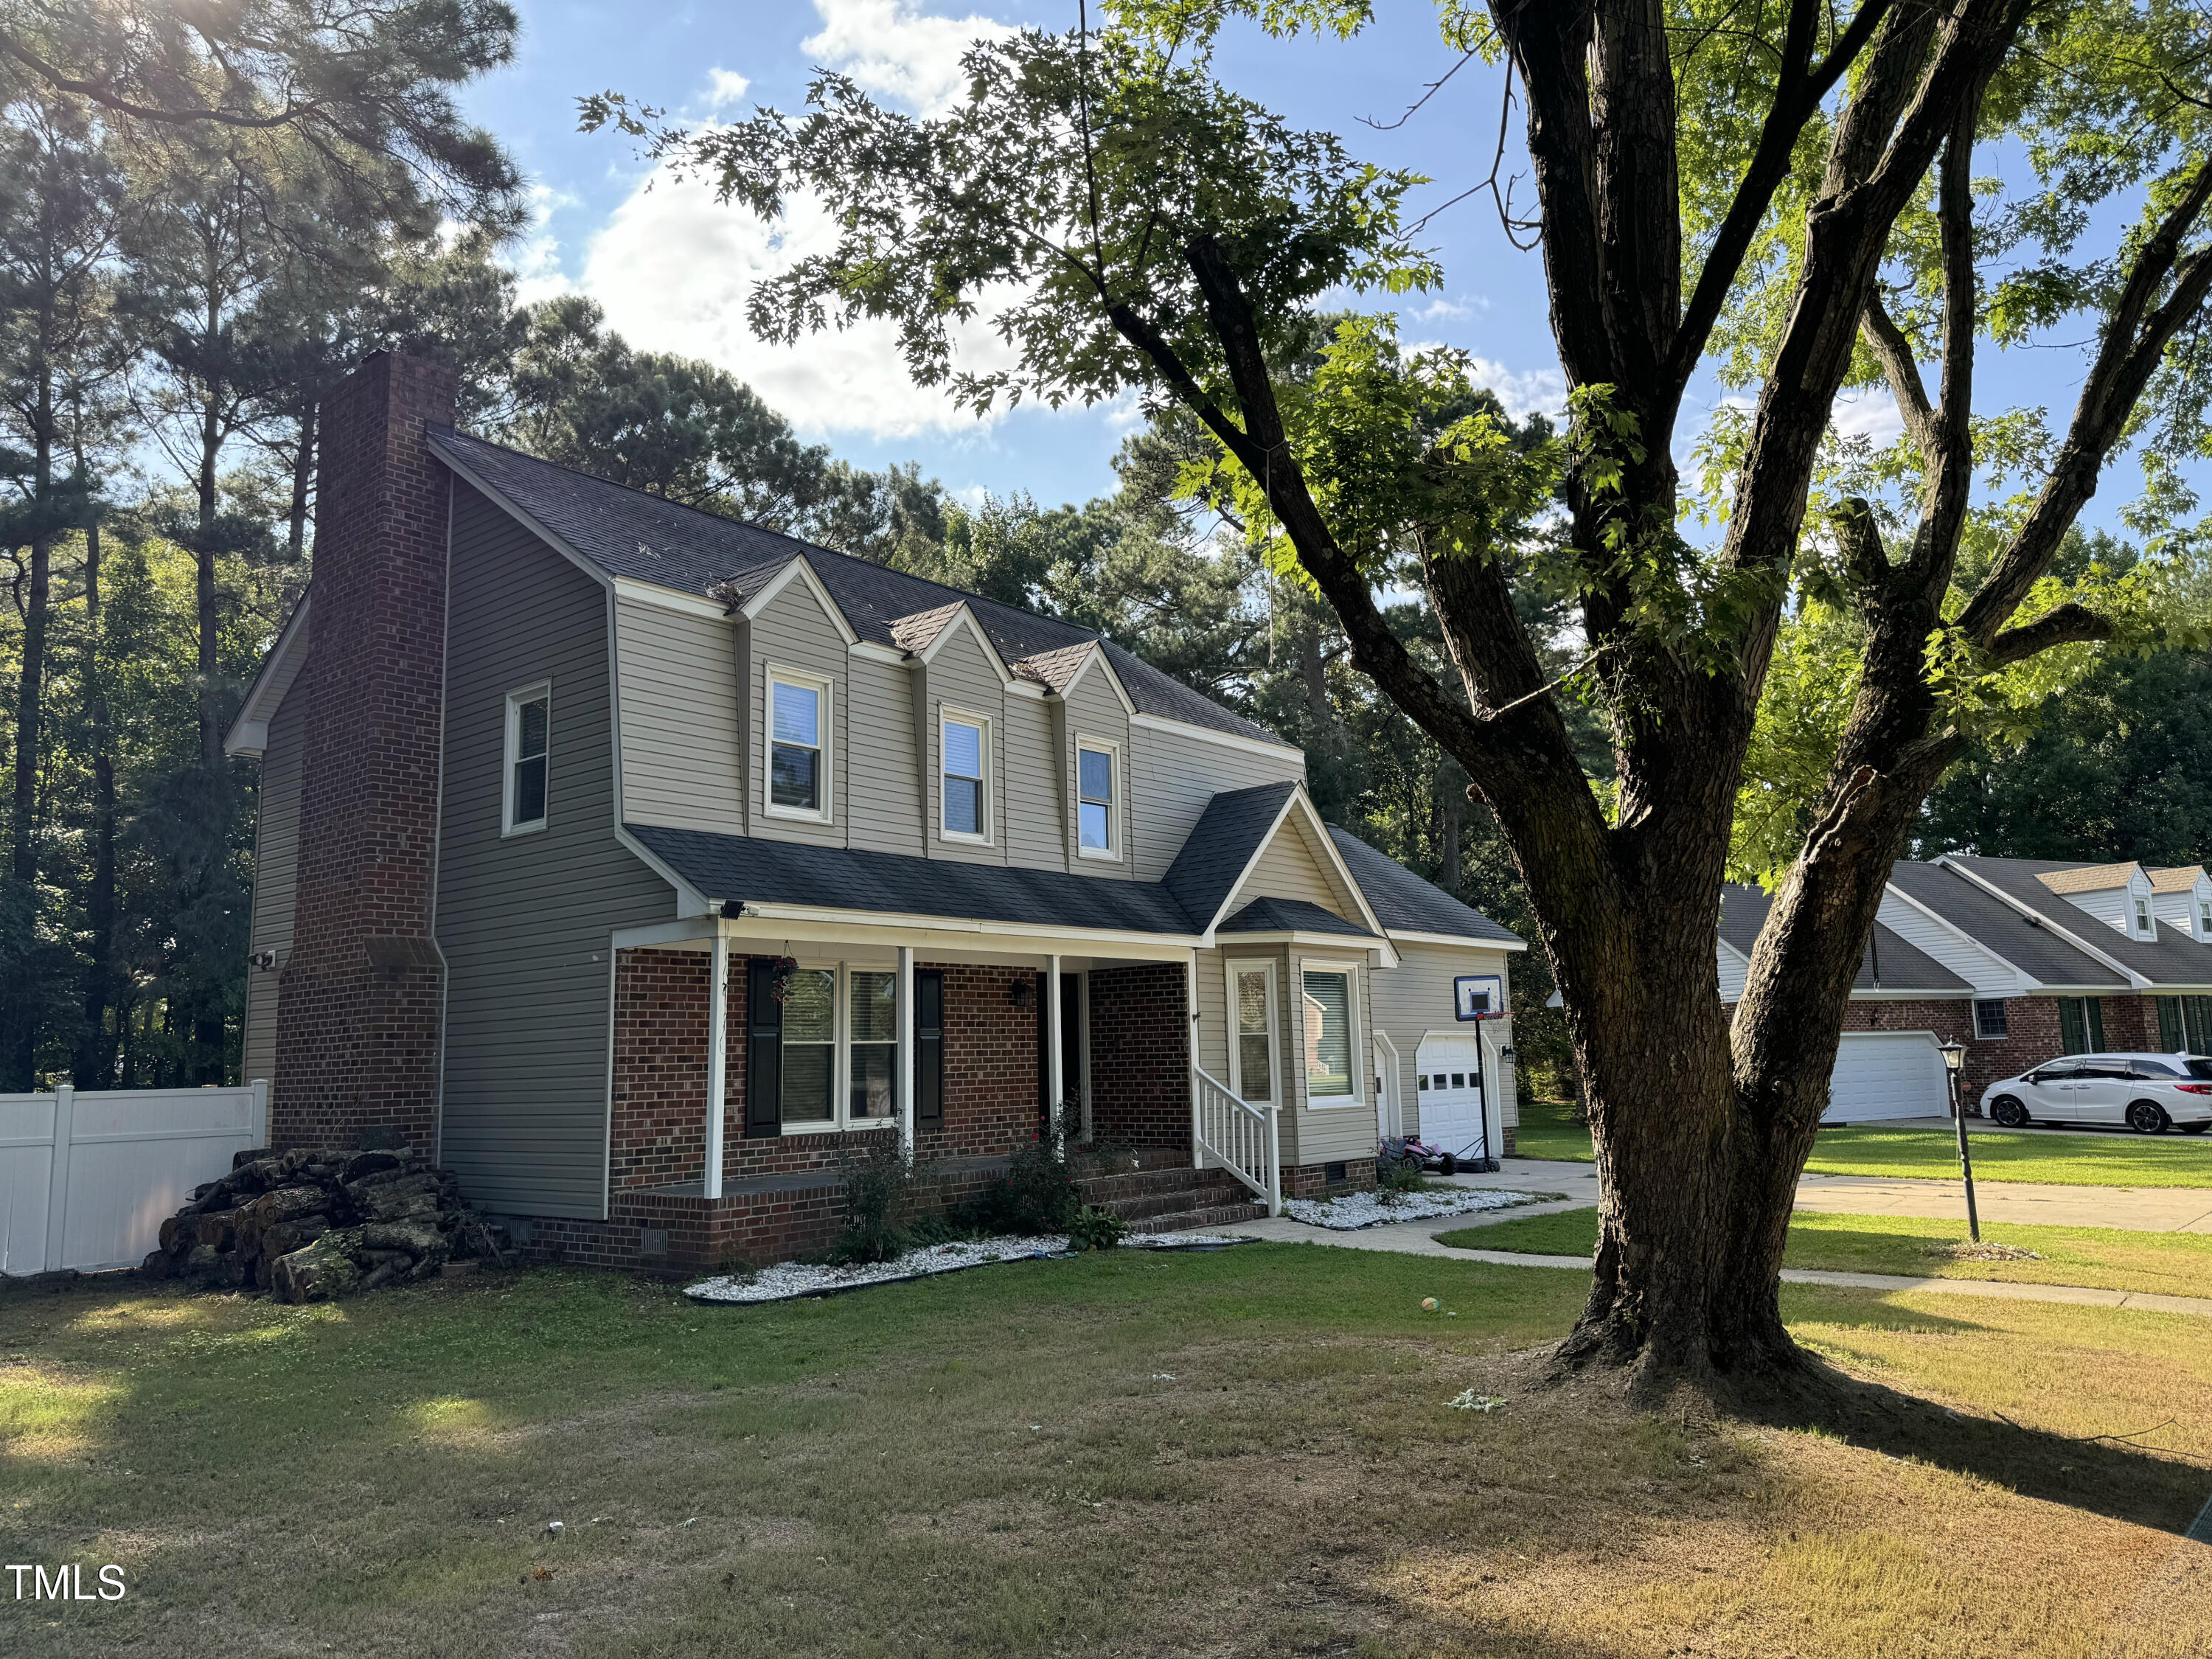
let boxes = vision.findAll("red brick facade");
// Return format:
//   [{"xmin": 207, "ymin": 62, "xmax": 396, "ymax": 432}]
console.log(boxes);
[
  {"xmin": 1085, "ymin": 962, "xmax": 1191, "ymax": 1150},
  {"xmin": 273, "ymin": 354, "xmax": 456, "ymax": 1154},
  {"xmin": 1833, "ymin": 992, "xmax": 2174, "ymax": 1103}
]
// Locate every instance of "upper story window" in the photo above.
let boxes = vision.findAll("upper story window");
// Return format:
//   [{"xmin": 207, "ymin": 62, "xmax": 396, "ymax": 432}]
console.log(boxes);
[
  {"xmin": 765, "ymin": 667, "xmax": 831, "ymax": 822},
  {"xmin": 1077, "ymin": 739, "xmax": 1117, "ymax": 858},
  {"xmin": 502, "ymin": 684, "xmax": 550, "ymax": 836},
  {"xmin": 1301, "ymin": 964, "xmax": 1359, "ymax": 1102},
  {"xmin": 940, "ymin": 709, "xmax": 990, "ymax": 842},
  {"xmin": 2201, "ymin": 897, "xmax": 2211, "ymax": 936},
  {"xmin": 2135, "ymin": 894, "xmax": 2152, "ymax": 935}
]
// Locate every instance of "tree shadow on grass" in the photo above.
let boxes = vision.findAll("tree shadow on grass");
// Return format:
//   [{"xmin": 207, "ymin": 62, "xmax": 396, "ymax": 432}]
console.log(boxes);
[{"xmin": 1729, "ymin": 1349, "xmax": 2212, "ymax": 1537}]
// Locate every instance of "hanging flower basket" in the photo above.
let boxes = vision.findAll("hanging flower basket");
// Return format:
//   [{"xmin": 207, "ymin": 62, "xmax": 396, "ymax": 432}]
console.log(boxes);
[{"xmin": 768, "ymin": 956, "xmax": 799, "ymax": 1003}]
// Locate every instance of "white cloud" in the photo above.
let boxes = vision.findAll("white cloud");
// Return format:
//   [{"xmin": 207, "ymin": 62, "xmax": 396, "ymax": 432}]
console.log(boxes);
[
  {"xmin": 580, "ymin": 162, "xmax": 1021, "ymax": 440},
  {"xmin": 1411, "ymin": 293, "xmax": 1489, "ymax": 323},
  {"xmin": 801, "ymin": 0, "xmax": 1016, "ymax": 116},
  {"xmin": 1466, "ymin": 355, "xmax": 1568, "ymax": 420},
  {"xmin": 506, "ymin": 182, "xmax": 580, "ymax": 309},
  {"xmin": 1831, "ymin": 386, "xmax": 1904, "ymax": 444},
  {"xmin": 703, "ymin": 69, "xmax": 751, "ymax": 111}
]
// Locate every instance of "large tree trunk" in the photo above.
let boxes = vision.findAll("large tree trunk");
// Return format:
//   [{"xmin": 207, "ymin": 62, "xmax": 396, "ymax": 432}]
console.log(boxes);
[
  {"xmin": 287, "ymin": 396, "xmax": 316, "ymax": 563},
  {"xmin": 196, "ymin": 387, "xmax": 223, "ymax": 766},
  {"xmin": 10, "ymin": 368, "xmax": 52, "ymax": 887}
]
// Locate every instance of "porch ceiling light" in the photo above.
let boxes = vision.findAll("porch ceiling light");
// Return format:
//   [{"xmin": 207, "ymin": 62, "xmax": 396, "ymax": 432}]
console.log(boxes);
[{"xmin": 1938, "ymin": 1040, "xmax": 1966, "ymax": 1074}]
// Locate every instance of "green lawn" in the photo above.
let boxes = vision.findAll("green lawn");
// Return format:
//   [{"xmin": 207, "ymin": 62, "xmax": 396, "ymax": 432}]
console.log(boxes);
[
  {"xmin": 1512, "ymin": 1099, "xmax": 2212, "ymax": 1187},
  {"xmin": 1439, "ymin": 1207, "xmax": 2212, "ymax": 1298},
  {"xmin": 5, "ymin": 1251, "xmax": 2212, "ymax": 1657}
]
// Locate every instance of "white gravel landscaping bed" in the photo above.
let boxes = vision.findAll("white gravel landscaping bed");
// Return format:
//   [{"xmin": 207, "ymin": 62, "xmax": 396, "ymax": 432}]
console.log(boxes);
[
  {"xmin": 1284, "ymin": 1188, "xmax": 1544, "ymax": 1231},
  {"xmin": 685, "ymin": 1230, "xmax": 1248, "ymax": 1305}
]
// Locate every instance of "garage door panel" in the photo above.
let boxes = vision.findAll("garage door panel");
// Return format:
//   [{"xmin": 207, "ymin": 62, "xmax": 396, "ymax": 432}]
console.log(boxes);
[{"xmin": 1825, "ymin": 1032, "xmax": 1947, "ymax": 1124}]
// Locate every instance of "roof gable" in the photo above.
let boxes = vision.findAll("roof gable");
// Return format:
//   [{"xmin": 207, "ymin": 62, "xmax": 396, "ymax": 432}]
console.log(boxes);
[
  {"xmin": 426, "ymin": 426, "xmax": 1287, "ymax": 751},
  {"xmin": 1324, "ymin": 825, "xmax": 1526, "ymax": 947},
  {"xmin": 1720, "ymin": 883, "xmax": 1972, "ymax": 995},
  {"xmin": 1930, "ymin": 856, "xmax": 2212, "ymax": 990}
]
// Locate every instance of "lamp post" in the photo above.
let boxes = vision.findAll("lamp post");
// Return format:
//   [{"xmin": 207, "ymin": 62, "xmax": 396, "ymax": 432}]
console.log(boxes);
[{"xmin": 1939, "ymin": 1039, "xmax": 1980, "ymax": 1244}]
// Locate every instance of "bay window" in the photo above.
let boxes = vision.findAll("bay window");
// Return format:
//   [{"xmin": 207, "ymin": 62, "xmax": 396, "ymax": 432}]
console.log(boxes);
[{"xmin": 1300, "ymin": 964, "xmax": 1359, "ymax": 1103}]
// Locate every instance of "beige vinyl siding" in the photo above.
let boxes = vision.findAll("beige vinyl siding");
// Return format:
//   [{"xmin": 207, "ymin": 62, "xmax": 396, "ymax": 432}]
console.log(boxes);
[
  {"xmin": 846, "ymin": 652, "xmax": 925, "ymax": 856},
  {"xmin": 1061, "ymin": 667, "xmax": 1132, "ymax": 877},
  {"xmin": 437, "ymin": 481, "xmax": 674, "ymax": 1218},
  {"xmin": 1004, "ymin": 691, "xmax": 1062, "ymax": 869},
  {"xmin": 1192, "ymin": 946, "xmax": 1233, "ymax": 1083},
  {"xmin": 1131, "ymin": 722, "xmax": 1304, "ymax": 880},
  {"xmin": 1366, "ymin": 941, "xmax": 1514, "ymax": 1141},
  {"xmin": 1287, "ymin": 949, "xmax": 1377, "ymax": 1166},
  {"xmin": 241, "ymin": 675, "xmax": 307, "ymax": 1085},
  {"xmin": 746, "ymin": 577, "xmax": 851, "ymax": 847},
  {"xmin": 1225, "ymin": 818, "xmax": 1357, "ymax": 920},
  {"xmin": 614, "ymin": 596, "xmax": 743, "ymax": 835},
  {"xmin": 922, "ymin": 625, "xmax": 1008, "ymax": 866}
]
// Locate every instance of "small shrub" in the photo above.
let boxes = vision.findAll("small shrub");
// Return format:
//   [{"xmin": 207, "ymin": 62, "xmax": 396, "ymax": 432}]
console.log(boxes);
[
  {"xmin": 1375, "ymin": 1156, "xmax": 1430, "ymax": 1195},
  {"xmin": 827, "ymin": 1138, "xmax": 939, "ymax": 1265},
  {"xmin": 954, "ymin": 1132, "xmax": 1082, "ymax": 1234},
  {"xmin": 1066, "ymin": 1205, "xmax": 1125, "ymax": 1252}
]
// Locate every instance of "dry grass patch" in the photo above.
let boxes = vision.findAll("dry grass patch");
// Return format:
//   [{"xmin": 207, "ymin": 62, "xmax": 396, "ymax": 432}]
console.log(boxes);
[{"xmin": 0, "ymin": 1250, "xmax": 2206, "ymax": 1658}]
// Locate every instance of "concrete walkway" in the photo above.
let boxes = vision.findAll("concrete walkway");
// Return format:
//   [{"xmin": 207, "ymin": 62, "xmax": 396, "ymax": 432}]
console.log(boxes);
[
  {"xmin": 1228, "ymin": 1212, "xmax": 2212, "ymax": 1318},
  {"xmin": 1455, "ymin": 1155, "xmax": 2212, "ymax": 1234}
]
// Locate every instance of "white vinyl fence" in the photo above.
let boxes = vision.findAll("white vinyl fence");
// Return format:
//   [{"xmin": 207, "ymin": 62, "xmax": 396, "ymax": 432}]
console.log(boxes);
[{"xmin": 0, "ymin": 1082, "xmax": 268, "ymax": 1275}]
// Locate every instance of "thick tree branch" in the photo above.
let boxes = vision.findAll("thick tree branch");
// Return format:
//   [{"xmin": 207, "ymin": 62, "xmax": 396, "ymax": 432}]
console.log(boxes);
[
  {"xmin": 1959, "ymin": 159, "xmax": 2212, "ymax": 646},
  {"xmin": 1905, "ymin": 100, "xmax": 1981, "ymax": 586},
  {"xmin": 1984, "ymin": 601, "xmax": 2118, "ymax": 666},
  {"xmin": 0, "ymin": 32, "xmax": 328, "ymax": 131},
  {"xmin": 1858, "ymin": 292, "xmax": 1936, "ymax": 451},
  {"xmin": 1669, "ymin": 0, "xmax": 1897, "ymax": 392}
]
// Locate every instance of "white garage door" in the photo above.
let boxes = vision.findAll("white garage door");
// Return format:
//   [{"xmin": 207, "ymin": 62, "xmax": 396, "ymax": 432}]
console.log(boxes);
[
  {"xmin": 1825, "ymin": 1032, "xmax": 1947, "ymax": 1124},
  {"xmin": 1416, "ymin": 1035, "xmax": 1487, "ymax": 1161}
]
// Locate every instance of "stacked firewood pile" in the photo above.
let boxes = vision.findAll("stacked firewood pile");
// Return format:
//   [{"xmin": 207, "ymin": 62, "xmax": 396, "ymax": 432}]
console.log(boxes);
[{"xmin": 142, "ymin": 1148, "xmax": 505, "ymax": 1302}]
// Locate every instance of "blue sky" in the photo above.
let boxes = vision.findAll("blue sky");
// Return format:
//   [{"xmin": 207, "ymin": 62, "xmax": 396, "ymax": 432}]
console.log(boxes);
[{"xmin": 459, "ymin": 1, "xmax": 2134, "ymax": 530}]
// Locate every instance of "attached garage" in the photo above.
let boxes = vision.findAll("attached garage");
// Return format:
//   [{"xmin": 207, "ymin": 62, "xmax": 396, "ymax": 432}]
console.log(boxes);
[{"xmin": 1823, "ymin": 1031, "xmax": 1948, "ymax": 1123}]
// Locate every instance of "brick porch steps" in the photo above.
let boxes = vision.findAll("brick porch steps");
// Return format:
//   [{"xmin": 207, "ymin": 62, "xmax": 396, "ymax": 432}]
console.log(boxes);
[{"xmin": 1077, "ymin": 1163, "xmax": 1268, "ymax": 1236}]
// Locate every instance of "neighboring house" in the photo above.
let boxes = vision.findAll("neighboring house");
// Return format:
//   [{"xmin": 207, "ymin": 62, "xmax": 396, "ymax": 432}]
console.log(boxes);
[
  {"xmin": 223, "ymin": 352, "xmax": 1526, "ymax": 1271},
  {"xmin": 1718, "ymin": 855, "xmax": 2212, "ymax": 1122}
]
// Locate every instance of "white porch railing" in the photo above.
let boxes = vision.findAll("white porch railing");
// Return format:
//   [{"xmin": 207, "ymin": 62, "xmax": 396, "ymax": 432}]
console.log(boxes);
[
  {"xmin": 0, "ymin": 1082, "xmax": 267, "ymax": 1275},
  {"xmin": 1192, "ymin": 1063, "xmax": 1281, "ymax": 1216}
]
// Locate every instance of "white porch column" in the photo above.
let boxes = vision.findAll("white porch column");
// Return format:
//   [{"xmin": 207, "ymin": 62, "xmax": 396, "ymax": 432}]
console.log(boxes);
[
  {"xmin": 704, "ymin": 931, "xmax": 728, "ymax": 1200},
  {"xmin": 897, "ymin": 945, "xmax": 916, "ymax": 1161},
  {"xmin": 1045, "ymin": 955, "xmax": 1064, "ymax": 1144},
  {"xmin": 1186, "ymin": 947, "xmax": 1202, "ymax": 1170}
]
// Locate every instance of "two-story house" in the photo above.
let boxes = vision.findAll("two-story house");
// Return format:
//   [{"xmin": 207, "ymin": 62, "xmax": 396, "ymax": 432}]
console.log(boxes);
[
  {"xmin": 223, "ymin": 352, "xmax": 1526, "ymax": 1270},
  {"xmin": 1716, "ymin": 855, "xmax": 2212, "ymax": 1122}
]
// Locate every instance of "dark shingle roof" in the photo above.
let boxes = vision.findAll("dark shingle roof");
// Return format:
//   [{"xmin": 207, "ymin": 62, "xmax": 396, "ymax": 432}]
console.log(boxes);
[
  {"xmin": 1885, "ymin": 861, "xmax": 2128, "ymax": 990},
  {"xmin": 1161, "ymin": 782, "xmax": 1298, "ymax": 931},
  {"xmin": 1719, "ymin": 883, "xmax": 1972, "ymax": 994},
  {"xmin": 1324, "ymin": 827, "xmax": 1525, "ymax": 947},
  {"xmin": 1945, "ymin": 856, "xmax": 2212, "ymax": 989},
  {"xmin": 428, "ymin": 426, "xmax": 1289, "ymax": 750},
  {"xmin": 1217, "ymin": 896, "xmax": 1377, "ymax": 938},
  {"xmin": 627, "ymin": 824, "xmax": 1200, "ymax": 935}
]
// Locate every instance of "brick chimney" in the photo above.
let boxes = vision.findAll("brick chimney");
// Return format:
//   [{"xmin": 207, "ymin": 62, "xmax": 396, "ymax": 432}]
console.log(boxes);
[{"xmin": 273, "ymin": 352, "xmax": 456, "ymax": 1152}]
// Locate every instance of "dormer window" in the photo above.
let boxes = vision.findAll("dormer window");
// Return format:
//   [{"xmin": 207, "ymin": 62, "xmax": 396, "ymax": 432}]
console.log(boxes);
[
  {"xmin": 940, "ymin": 709, "xmax": 990, "ymax": 842},
  {"xmin": 2135, "ymin": 895, "xmax": 2152, "ymax": 935},
  {"xmin": 765, "ymin": 667, "xmax": 832, "ymax": 822},
  {"xmin": 2201, "ymin": 897, "xmax": 2211, "ymax": 936},
  {"xmin": 1077, "ymin": 738, "xmax": 1118, "ymax": 859}
]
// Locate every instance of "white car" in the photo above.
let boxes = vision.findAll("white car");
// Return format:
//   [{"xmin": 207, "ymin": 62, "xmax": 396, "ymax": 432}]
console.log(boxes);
[{"xmin": 1981, "ymin": 1052, "xmax": 2212, "ymax": 1135}]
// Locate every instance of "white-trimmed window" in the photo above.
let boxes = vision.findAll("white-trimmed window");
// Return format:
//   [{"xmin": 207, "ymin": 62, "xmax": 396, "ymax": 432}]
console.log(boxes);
[
  {"xmin": 2135, "ymin": 894, "xmax": 2153, "ymax": 936},
  {"xmin": 502, "ymin": 683, "xmax": 550, "ymax": 835},
  {"xmin": 1077, "ymin": 738, "xmax": 1119, "ymax": 859},
  {"xmin": 1299, "ymin": 962, "xmax": 1360, "ymax": 1104},
  {"xmin": 1226, "ymin": 958, "xmax": 1279, "ymax": 1105},
  {"xmin": 776, "ymin": 963, "xmax": 902, "ymax": 1133},
  {"xmin": 765, "ymin": 666, "xmax": 832, "ymax": 821},
  {"xmin": 1973, "ymin": 999, "xmax": 2008, "ymax": 1040},
  {"xmin": 2201, "ymin": 897, "xmax": 2212, "ymax": 936},
  {"xmin": 939, "ymin": 708, "xmax": 991, "ymax": 842}
]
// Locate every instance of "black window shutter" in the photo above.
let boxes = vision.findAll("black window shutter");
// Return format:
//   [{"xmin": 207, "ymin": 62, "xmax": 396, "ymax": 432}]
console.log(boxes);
[
  {"xmin": 916, "ymin": 970, "xmax": 945, "ymax": 1126},
  {"xmin": 1036, "ymin": 972, "xmax": 1051, "ymax": 1121},
  {"xmin": 745, "ymin": 958, "xmax": 782, "ymax": 1138}
]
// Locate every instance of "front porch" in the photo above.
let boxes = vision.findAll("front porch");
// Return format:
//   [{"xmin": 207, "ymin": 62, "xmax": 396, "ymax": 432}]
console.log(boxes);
[{"xmin": 526, "ymin": 924, "xmax": 1319, "ymax": 1272}]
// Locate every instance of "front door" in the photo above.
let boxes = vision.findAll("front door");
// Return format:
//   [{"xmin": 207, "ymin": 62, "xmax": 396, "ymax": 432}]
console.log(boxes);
[{"xmin": 1416, "ymin": 1034, "xmax": 1486, "ymax": 1162}]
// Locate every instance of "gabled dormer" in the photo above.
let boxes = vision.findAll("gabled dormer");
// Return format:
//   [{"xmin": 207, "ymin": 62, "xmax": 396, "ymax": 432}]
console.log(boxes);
[
  {"xmin": 2149, "ymin": 865, "xmax": 2212, "ymax": 941},
  {"xmin": 2034, "ymin": 860, "xmax": 2158, "ymax": 941}
]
